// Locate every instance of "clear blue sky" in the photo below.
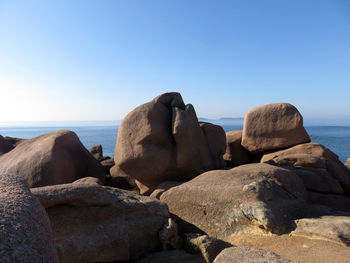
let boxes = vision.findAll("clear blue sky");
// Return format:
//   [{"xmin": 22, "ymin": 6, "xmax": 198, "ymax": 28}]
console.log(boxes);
[{"xmin": 0, "ymin": 0, "xmax": 349, "ymax": 121}]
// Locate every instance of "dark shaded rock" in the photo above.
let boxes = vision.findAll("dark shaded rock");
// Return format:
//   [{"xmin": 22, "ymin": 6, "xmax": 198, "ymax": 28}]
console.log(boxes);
[
  {"xmin": 223, "ymin": 130, "xmax": 252, "ymax": 166},
  {"xmin": 108, "ymin": 165, "xmax": 138, "ymax": 190},
  {"xmin": 150, "ymin": 181, "xmax": 183, "ymax": 199},
  {"xmin": 0, "ymin": 134, "xmax": 13, "ymax": 156},
  {"xmin": 89, "ymin": 144, "xmax": 103, "ymax": 160},
  {"xmin": 100, "ymin": 157, "xmax": 115, "ymax": 174},
  {"xmin": 3, "ymin": 136, "xmax": 24, "ymax": 147},
  {"xmin": 308, "ymin": 191, "xmax": 350, "ymax": 213},
  {"xmin": 137, "ymin": 250, "xmax": 205, "ymax": 263},
  {"xmin": 184, "ymin": 234, "xmax": 232, "ymax": 263}
]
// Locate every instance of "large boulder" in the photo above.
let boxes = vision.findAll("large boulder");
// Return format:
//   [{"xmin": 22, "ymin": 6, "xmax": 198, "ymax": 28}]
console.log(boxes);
[
  {"xmin": 261, "ymin": 143, "xmax": 350, "ymax": 194},
  {"xmin": 0, "ymin": 174, "xmax": 58, "ymax": 262},
  {"xmin": 160, "ymin": 163, "xmax": 308, "ymax": 240},
  {"xmin": 213, "ymin": 247, "xmax": 293, "ymax": 263},
  {"xmin": 223, "ymin": 130, "xmax": 252, "ymax": 166},
  {"xmin": 241, "ymin": 103, "xmax": 310, "ymax": 154},
  {"xmin": 0, "ymin": 134, "xmax": 13, "ymax": 156},
  {"xmin": 0, "ymin": 130, "xmax": 105, "ymax": 187},
  {"xmin": 114, "ymin": 92, "xmax": 226, "ymax": 194},
  {"xmin": 32, "ymin": 182, "xmax": 174, "ymax": 262}
]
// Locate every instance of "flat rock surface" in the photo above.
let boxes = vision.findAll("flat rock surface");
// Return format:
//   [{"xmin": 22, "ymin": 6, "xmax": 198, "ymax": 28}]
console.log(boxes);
[
  {"xmin": 213, "ymin": 246, "xmax": 293, "ymax": 263},
  {"xmin": 0, "ymin": 174, "xmax": 58, "ymax": 263},
  {"xmin": 292, "ymin": 216, "xmax": 350, "ymax": 246},
  {"xmin": 229, "ymin": 233, "xmax": 350, "ymax": 263},
  {"xmin": 161, "ymin": 163, "xmax": 308, "ymax": 240},
  {"xmin": 32, "ymin": 182, "xmax": 171, "ymax": 262}
]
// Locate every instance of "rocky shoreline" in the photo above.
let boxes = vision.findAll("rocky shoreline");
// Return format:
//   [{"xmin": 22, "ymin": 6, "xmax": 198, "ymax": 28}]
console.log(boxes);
[{"xmin": 1, "ymin": 92, "xmax": 350, "ymax": 263}]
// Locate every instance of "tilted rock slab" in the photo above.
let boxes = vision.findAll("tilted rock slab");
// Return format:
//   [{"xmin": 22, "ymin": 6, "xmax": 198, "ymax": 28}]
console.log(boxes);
[
  {"xmin": 161, "ymin": 163, "xmax": 308, "ymax": 240},
  {"xmin": 241, "ymin": 103, "xmax": 310, "ymax": 154},
  {"xmin": 292, "ymin": 216, "xmax": 350, "ymax": 246},
  {"xmin": 114, "ymin": 92, "xmax": 226, "ymax": 194},
  {"xmin": 213, "ymin": 247, "xmax": 294, "ymax": 263},
  {"xmin": 32, "ymin": 182, "xmax": 173, "ymax": 262},
  {"xmin": 261, "ymin": 143, "xmax": 350, "ymax": 194},
  {"xmin": 0, "ymin": 130, "xmax": 105, "ymax": 187},
  {"xmin": 0, "ymin": 174, "xmax": 58, "ymax": 263}
]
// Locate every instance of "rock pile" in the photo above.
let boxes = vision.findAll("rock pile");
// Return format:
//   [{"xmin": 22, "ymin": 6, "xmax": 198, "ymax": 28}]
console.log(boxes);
[
  {"xmin": 1, "ymin": 92, "xmax": 350, "ymax": 262},
  {"xmin": 113, "ymin": 92, "xmax": 226, "ymax": 194}
]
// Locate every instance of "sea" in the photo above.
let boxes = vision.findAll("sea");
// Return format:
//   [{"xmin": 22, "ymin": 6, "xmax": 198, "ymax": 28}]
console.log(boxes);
[{"xmin": 0, "ymin": 119, "xmax": 349, "ymax": 163}]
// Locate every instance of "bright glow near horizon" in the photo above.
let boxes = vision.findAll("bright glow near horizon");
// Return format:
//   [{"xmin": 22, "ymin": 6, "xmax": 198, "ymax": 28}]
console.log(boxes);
[{"xmin": 1, "ymin": 0, "xmax": 350, "ymax": 122}]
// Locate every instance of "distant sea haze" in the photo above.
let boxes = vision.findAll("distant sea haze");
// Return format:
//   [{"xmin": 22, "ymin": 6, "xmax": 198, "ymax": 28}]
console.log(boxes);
[{"xmin": 0, "ymin": 119, "xmax": 349, "ymax": 162}]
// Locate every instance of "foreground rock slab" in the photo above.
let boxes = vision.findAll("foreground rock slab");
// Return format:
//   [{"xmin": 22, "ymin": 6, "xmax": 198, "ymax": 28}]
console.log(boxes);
[
  {"xmin": 292, "ymin": 216, "xmax": 350, "ymax": 246},
  {"xmin": 0, "ymin": 174, "xmax": 58, "ymax": 263},
  {"xmin": 213, "ymin": 247, "xmax": 293, "ymax": 263},
  {"xmin": 161, "ymin": 163, "xmax": 307, "ymax": 240},
  {"xmin": 32, "ymin": 182, "xmax": 172, "ymax": 262},
  {"xmin": 0, "ymin": 130, "xmax": 105, "ymax": 187},
  {"xmin": 229, "ymin": 233, "xmax": 350, "ymax": 263},
  {"xmin": 241, "ymin": 103, "xmax": 310, "ymax": 154},
  {"xmin": 114, "ymin": 92, "xmax": 226, "ymax": 194}
]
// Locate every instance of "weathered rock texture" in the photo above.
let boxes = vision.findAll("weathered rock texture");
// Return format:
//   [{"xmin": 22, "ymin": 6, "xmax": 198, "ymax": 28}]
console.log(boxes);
[
  {"xmin": 241, "ymin": 103, "xmax": 310, "ymax": 154},
  {"xmin": 0, "ymin": 174, "xmax": 58, "ymax": 263},
  {"xmin": 213, "ymin": 247, "xmax": 293, "ymax": 263},
  {"xmin": 0, "ymin": 130, "xmax": 105, "ymax": 187},
  {"xmin": 114, "ymin": 92, "xmax": 226, "ymax": 194},
  {"xmin": 161, "ymin": 163, "xmax": 308, "ymax": 240},
  {"xmin": 261, "ymin": 143, "xmax": 350, "ymax": 195},
  {"xmin": 32, "ymin": 182, "xmax": 172, "ymax": 262},
  {"xmin": 223, "ymin": 130, "xmax": 252, "ymax": 166}
]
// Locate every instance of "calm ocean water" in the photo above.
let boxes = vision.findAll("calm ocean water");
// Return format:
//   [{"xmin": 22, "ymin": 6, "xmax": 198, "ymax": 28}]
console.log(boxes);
[{"xmin": 0, "ymin": 120, "xmax": 349, "ymax": 163}]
